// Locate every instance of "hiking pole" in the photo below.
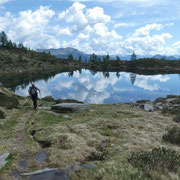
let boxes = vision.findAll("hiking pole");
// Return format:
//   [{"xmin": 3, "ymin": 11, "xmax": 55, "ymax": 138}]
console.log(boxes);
[{"xmin": 39, "ymin": 90, "xmax": 42, "ymax": 99}]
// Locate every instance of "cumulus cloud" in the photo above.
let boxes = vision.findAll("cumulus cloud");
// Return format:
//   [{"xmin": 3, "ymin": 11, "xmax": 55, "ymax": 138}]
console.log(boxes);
[
  {"xmin": 0, "ymin": 6, "xmax": 60, "ymax": 49},
  {"xmin": 122, "ymin": 23, "xmax": 173, "ymax": 55},
  {"xmin": 86, "ymin": 6, "xmax": 110, "ymax": 23},
  {"xmin": 0, "ymin": 0, "xmax": 10, "ymax": 4},
  {"xmin": 58, "ymin": 2, "xmax": 88, "ymax": 31},
  {"xmin": 53, "ymin": 25, "xmax": 72, "ymax": 36},
  {"xmin": 0, "ymin": 1, "xmax": 179, "ymax": 55}
]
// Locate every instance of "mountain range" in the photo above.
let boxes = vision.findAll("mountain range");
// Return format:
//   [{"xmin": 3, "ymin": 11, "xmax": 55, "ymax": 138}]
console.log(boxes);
[{"xmin": 37, "ymin": 47, "xmax": 180, "ymax": 61}]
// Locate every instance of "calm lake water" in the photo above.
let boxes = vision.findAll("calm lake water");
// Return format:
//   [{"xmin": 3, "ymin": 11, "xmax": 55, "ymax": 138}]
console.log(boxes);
[{"xmin": 15, "ymin": 70, "xmax": 180, "ymax": 104}]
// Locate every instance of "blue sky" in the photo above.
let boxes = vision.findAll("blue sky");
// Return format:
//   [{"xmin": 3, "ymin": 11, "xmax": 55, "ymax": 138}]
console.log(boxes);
[{"xmin": 0, "ymin": 0, "xmax": 180, "ymax": 55}]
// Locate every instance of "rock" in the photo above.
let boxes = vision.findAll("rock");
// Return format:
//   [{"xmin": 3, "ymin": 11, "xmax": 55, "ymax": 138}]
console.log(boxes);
[
  {"xmin": 101, "ymin": 142, "xmax": 107, "ymax": 147},
  {"xmin": 19, "ymin": 160, "xmax": 28, "ymax": 168},
  {"xmin": 35, "ymin": 151, "xmax": 46, "ymax": 163},
  {"xmin": 21, "ymin": 168, "xmax": 57, "ymax": 176},
  {"xmin": 144, "ymin": 104, "xmax": 154, "ymax": 112},
  {"xmin": 21, "ymin": 168, "xmax": 70, "ymax": 180},
  {"xmin": 154, "ymin": 102, "xmax": 163, "ymax": 110},
  {"xmin": 51, "ymin": 103, "xmax": 89, "ymax": 113},
  {"xmin": 0, "ymin": 152, "xmax": 11, "ymax": 170},
  {"xmin": 38, "ymin": 106, "xmax": 51, "ymax": 110},
  {"xmin": 64, "ymin": 115, "xmax": 70, "ymax": 118},
  {"xmin": 29, "ymin": 170, "xmax": 70, "ymax": 180},
  {"xmin": 80, "ymin": 163, "xmax": 96, "ymax": 169}
]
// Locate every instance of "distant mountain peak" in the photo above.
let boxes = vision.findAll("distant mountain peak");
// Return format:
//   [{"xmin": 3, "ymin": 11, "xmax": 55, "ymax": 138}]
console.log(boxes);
[{"xmin": 37, "ymin": 47, "xmax": 180, "ymax": 61}]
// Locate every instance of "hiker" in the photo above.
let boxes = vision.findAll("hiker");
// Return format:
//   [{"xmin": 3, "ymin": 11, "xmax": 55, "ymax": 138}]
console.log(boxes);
[{"xmin": 28, "ymin": 84, "xmax": 40, "ymax": 110}]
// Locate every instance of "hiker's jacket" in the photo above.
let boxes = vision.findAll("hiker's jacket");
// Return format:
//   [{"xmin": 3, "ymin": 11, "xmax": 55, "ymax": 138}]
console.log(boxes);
[{"xmin": 28, "ymin": 86, "xmax": 38, "ymax": 96}]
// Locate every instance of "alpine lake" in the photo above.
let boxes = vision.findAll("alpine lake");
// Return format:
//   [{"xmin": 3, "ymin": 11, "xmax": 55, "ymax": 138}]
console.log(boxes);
[{"xmin": 14, "ymin": 69, "xmax": 180, "ymax": 104}]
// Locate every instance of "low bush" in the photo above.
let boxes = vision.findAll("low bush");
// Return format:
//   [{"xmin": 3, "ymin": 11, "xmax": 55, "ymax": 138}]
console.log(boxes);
[
  {"xmin": 0, "ymin": 92, "xmax": 19, "ymax": 109},
  {"xmin": 162, "ymin": 106, "xmax": 180, "ymax": 115},
  {"xmin": 174, "ymin": 114, "xmax": 180, "ymax": 123},
  {"xmin": 0, "ymin": 109, "xmax": 5, "ymax": 119},
  {"xmin": 169, "ymin": 98, "xmax": 180, "ymax": 105},
  {"xmin": 163, "ymin": 126, "xmax": 180, "ymax": 145},
  {"xmin": 41, "ymin": 96, "xmax": 55, "ymax": 102},
  {"xmin": 128, "ymin": 147, "xmax": 180, "ymax": 175}
]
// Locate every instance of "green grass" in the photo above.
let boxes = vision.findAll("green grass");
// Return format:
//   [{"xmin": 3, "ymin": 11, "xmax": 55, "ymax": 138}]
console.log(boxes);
[
  {"xmin": 0, "ymin": 119, "xmax": 17, "ymax": 130},
  {"xmin": 34, "ymin": 112, "xmax": 69, "ymax": 126}
]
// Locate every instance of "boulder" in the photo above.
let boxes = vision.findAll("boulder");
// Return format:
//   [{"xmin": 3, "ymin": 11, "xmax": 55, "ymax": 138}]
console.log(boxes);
[
  {"xmin": 0, "ymin": 152, "xmax": 11, "ymax": 170},
  {"xmin": 51, "ymin": 103, "xmax": 89, "ymax": 113},
  {"xmin": 144, "ymin": 104, "xmax": 154, "ymax": 112}
]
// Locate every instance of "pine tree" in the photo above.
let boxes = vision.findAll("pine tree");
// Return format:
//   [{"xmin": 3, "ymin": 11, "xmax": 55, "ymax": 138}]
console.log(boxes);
[
  {"xmin": 78, "ymin": 55, "xmax": 82, "ymax": 62},
  {"xmin": 68, "ymin": 54, "xmax": 74, "ymax": 60},
  {"xmin": 116, "ymin": 56, "xmax": 121, "ymax": 61},
  {"xmin": 0, "ymin": 31, "xmax": 8, "ymax": 47},
  {"xmin": 131, "ymin": 51, "xmax": 137, "ymax": 61}
]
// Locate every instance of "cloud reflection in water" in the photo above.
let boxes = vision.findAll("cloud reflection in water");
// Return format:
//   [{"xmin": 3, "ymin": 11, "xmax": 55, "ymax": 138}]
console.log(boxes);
[{"xmin": 15, "ymin": 70, "xmax": 179, "ymax": 104}]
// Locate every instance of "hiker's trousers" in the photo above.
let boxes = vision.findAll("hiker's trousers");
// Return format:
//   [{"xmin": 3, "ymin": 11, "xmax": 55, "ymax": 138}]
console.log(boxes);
[{"xmin": 32, "ymin": 94, "xmax": 37, "ymax": 110}]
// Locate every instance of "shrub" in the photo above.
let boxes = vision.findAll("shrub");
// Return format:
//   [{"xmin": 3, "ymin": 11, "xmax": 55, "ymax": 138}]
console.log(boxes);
[
  {"xmin": 174, "ymin": 114, "xmax": 180, "ymax": 123},
  {"xmin": 88, "ymin": 144, "xmax": 108, "ymax": 161},
  {"xmin": 0, "ymin": 92, "xmax": 19, "ymax": 109},
  {"xmin": 169, "ymin": 98, "xmax": 180, "ymax": 105},
  {"xmin": 128, "ymin": 147, "xmax": 180, "ymax": 175},
  {"xmin": 163, "ymin": 126, "xmax": 180, "ymax": 145},
  {"xmin": 41, "ymin": 96, "xmax": 55, "ymax": 102},
  {"xmin": 0, "ymin": 109, "xmax": 5, "ymax": 119},
  {"xmin": 88, "ymin": 150, "xmax": 108, "ymax": 161},
  {"xmin": 162, "ymin": 106, "xmax": 180, "ymax": 115}
]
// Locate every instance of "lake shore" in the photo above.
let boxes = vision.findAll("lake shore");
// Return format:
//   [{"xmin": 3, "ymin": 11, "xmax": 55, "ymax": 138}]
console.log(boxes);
[
  {"xmin": 1, "ymin": 47, "xmax": 180, "ymax": 90},
  {"xmin": 0, "ymin": 86, "xmax": 180, "ymax": 180}
]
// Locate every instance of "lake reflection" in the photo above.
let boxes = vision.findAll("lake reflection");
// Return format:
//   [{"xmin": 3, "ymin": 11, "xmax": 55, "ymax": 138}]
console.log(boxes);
[{"xmin": 15, "ymin": 70, "xmax": 180, "ymax": 104}]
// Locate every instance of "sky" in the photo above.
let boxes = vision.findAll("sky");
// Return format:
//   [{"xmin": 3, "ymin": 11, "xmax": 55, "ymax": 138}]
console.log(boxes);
[{"xmin": 0, "ymin": 0, "xmax": 180, "ymax": 56}]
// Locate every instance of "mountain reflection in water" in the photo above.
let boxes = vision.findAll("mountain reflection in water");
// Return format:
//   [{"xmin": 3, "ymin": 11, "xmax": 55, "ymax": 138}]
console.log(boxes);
[{"xmin": 15, "ymin": 70, "xmax": 180, "ymax": 104}]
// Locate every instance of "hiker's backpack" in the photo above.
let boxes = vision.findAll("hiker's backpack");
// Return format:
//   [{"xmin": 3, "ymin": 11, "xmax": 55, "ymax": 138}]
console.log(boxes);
[{"xmin": 29, "ymin": 86, "xmax": 37, "ymax": 95}]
